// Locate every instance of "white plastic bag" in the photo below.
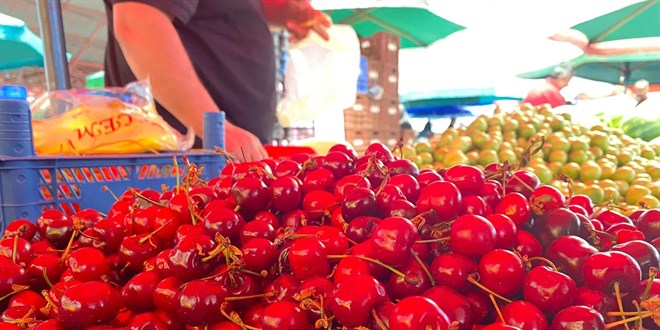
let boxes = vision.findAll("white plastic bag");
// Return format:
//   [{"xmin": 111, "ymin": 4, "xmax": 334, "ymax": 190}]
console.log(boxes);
[{"xmin": 277, "ymin": 25, "xmax": 361, "ymax": 128}]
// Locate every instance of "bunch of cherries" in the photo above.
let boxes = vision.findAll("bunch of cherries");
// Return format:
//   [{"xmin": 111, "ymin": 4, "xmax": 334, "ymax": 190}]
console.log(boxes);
[{"xmin": 0, "ymin": 141, "xmax": 658, "ymax": 330}]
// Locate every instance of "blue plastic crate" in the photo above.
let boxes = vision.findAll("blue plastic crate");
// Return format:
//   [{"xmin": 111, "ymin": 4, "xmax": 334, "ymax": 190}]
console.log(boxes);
[{"xmin": 357, "ymin": 56, "xmax": 369, "ymax": 94}]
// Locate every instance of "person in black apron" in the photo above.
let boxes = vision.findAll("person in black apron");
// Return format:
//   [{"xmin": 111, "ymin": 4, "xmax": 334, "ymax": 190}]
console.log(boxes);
[{"xmin": 103, "ymin": 0, "xmax": 330, "ymax": 161}]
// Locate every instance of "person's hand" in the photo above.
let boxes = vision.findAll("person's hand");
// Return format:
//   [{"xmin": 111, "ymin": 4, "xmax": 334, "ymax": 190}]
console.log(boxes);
[
  {"xmin": 281, "ymin": 0, "xmax": 332, "ymax": 41},
  {"xmin": 224, "ymin": 121, "xmax": 269, "ymax": 162}
]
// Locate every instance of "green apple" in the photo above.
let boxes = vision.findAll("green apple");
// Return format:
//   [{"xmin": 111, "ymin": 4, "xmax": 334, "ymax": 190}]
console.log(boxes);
[
  {"xmin": 580, "ymin": 161, "xmax": 602, "ymax": 182},
  {"xmin": 562, "ymin": 163, "xmax": 581, "ymax": 180},
  {"xmin": 625, "ymin": 184, "xmax": 651, "ymax": 205}
]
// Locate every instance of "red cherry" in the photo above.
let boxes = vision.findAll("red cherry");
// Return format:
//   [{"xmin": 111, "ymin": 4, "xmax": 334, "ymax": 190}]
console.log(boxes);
[
  {"xmin": 551, "ymin": 306, "xmax": 605, "ymax": 330},
  {"xmin": 322, "ymin": 151, "xmax": 354, "ymax": 180},
  {"xmin": 482, "ymin": 324, "xmax": 522, "ymax": 330},
  {"xmin": 500, "ymin": 300, "xmax": 549, "ymax": 330},
  {"xmin": 211, "ymin": 267, "xmax": 260, "ymax": 311},
  {"xmin": 152, "ymin": 276, "xmax": 182, "ymax": 315},
  {"xmin": 635, "ymin": 208, "xmax": 660, "ymax": 241},
  {"xmin": 280, "ymin": 209, "xmax": 311, "ymax": 231},
  {"xmin": 611, "ymin": 240, "xmax": 659, "ymax": 280},
  {"xmin": 328, "ymin": 275, "xmax": 388, "ymax": 327},
  {"xmin": 478, "ymin": 249, "xmax": 526, "ymax": 298},
  {"xmin": 167, "ymin": 234, "xmax": 218, "ymax": 281},
  {"xmin": 460, "ymin": 195, "xmax": 493, "ymax": 217},
  {"xmin": 118, "ymin": 234, "xmax": 163, "ymax": 273},
  {"xmin": 387, "ymin": 259, "xmax": 432, "ymax": 299},
  {"xmin": 241, "ymin": 237, "xmax": 277, "ymax": 272},
  {"xmin": 417, "ymin": 170, "xmax": 443, "ymax": 189},
  {"xmin": 465, "ymin": 290, "xmax": 491, "ymax": 324},
  {"xmin": 386, "ymin": 199, "xmax": 418, "ymax": 219},
  {"xmin": 529, "ymin": 184, "xmax": 566, "ymax": 215},
  {"xmin": 417, "ymin": 181, "xmax": 462, "ymax": 222},
  {"xmin": 261, "ymin": 300, "xmax": 311, "ymax": 330},
  {"xmin": 3, "ymin": 220, "xmax": 37, "ymax": 240},
  {"xmin": 443, "ymin": 165, "xmax": 485, "ymax": 196},
  {"xmin": 78, "ymin": 218, "xmax": 127, "ymax": 254},
  {"xmin": 582, "ymin": 251, "xmax": 642, "ymax": 296},
  {"xmin": 263, "ymin": 274, "xmax": 300, "ymax": 304},
  {"xmin": 232, "ymin": 177, "xmax": 270, "ymax": 215},
  {"xmin": 274, "ymin": 159, "xmax": 302, "ymax": 177},
  {"xmin": 575, "ymin": 287, "xmax": 616, "ymax": 318},
  {"xmin": 480, "ymin": 179, "xmax": 503, "ymax": 211},
  {"xmin": 514, "ymin": 229, "xmax": 543, "ymax": 259},
  {"xmin": 495, "ymin": 192, "xmax": 531, "ymax": 227},
  {"xmin": 341, "ymin": 187, "xmax": 378, "ymax": 221},
  {"xmin": 239, "ymin": 220, "xmax": 275, "ymax": 245},
  {"xmin": 544, "ymin": 235, "xmax": 598, "ymax": 286},
  {"xmin": 569, "ymin": 194, "xmax": 594, "ymax": 215},
  {"xmin": 523, "ymin": 266, "xmax": 577, "ymax": 315},
  {"xmin": 531, "ymin": 207, "xmax": 580, "ymax": 248},
  {"xmin": 333, "ymin": 174, "xmax": 371, "ymax": 201},
  {"xmin": 27, "ymin": 253, "xmax": 66, "ymax": 290},
  {"xmin": 506, "ymin": 170, "xmax": 540, "ymax": 198},
  {"xmin": 389, "ymin": 174, "xmax": 421, "ymax": 202},
  {"xmin": 430, "ymin": 252, "xmax": 478, "ymax": 293},
  {"xmin": 389, "ymin": 296, "xmax": 451, "ymax": 330},
  {"xmin": 203, "ymin": 207, "xmax": 245, "ymax": 243},
  {"xmin": 0, "ymin": 237, "xmax": 33, "ymax": 267},
  {"xmin": 450, "ymin": 214, "xmax": 497, "ymax": 257},
  {"xmin": 387, "ymin": 158, "xmax": 420, "ymax": 177},
  {"xmin": 7, "ymin": 290, "xmax": 47, "ymax": 318},
  {"xmin": 288, "ymin": 237, "xmax": 330, "ymax": 280},
  {"xmin": 370, "ymin": 217, "xmax": 418, "ymax": 267},
  {"xmin": 176, "ymin": 280, "xmax": 229, "ymax": 326},
  {"xmin": 299, "ymin": 225, "xmax": 349, "ymax": 256},
  {"xmin": 365, "ymin": 142, "xmax": 395, "ymax": 164},
  {"xmin": 301, "ymin": 167, "xmax": 335, "ymax": 194},
  {"xmin": 595, "ymin": 209, "xmax": 633, "ymax": 230},
  {"xmin": 67, "ymin": 247, "xmax": 110, "ymax": 282},
  {"xmin": 120, "ymin": 271, "xmax": 160, "ymax": 313},
  {"xmin": 329, "ymin": 143, "xmax": 358, "ymax": 162},
  {"xmin": 376, "ymin": 184, "xmax": 406, "ymax": 212},
  {"xmin": 486, "ymin": 214, "xmax": 518, "ymax": 249},
  {"xmin": 126, "ymin": 312, "xmax": 169, "ymax": 329},
  {"xmin": 424, "ymin": 286, "xmax": 473, "ymax": 329},
  {"xmin": 58, "ymin": 281, "xmax": 121, "ymax": 329},
  {"xmin": 333, "ymin": 256, "xmax": 371, "ymax": 284},
  {"xmin": 270, "ymin": 176, "xmax": 303, "ymax": 213},
  {"xmin": 0, "ymin": 256, "xmax": 29, "ymax": 298},
  {"xmin": 345, "ymin": 216, "xmax": 381, "ymax": 244}
]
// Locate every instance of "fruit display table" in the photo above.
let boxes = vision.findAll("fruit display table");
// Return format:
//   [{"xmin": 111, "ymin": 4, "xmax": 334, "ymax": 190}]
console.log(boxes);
[{"xmin": 0, "ymin": 104, "xmax": 658, "ymax": 329}]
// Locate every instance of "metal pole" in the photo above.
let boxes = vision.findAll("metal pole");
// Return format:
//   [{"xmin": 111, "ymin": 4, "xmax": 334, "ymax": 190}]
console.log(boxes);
[{"xmin": 36, "ymin": 0, "xmax": 71, "ymax": 91}]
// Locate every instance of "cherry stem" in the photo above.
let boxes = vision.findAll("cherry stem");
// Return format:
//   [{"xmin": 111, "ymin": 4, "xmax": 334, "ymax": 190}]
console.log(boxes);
[
  {"xmin": 42, "ymin": 267, "xmax": 56, "ymax": 289},
  {"xmin": 604, "ymin": 312, "xmax": 653, "ymax": 329},
  {"xmin": 181, "ymin": 183, "xmax": 198, "ymax": 226},
  {"xmin": 327, "ymin": 255, "xmax": 407, "ymax": 279},
  {"xmin": 489, "ymin": 294, "xmax": 506, "ymax": 324},
  {"xmin": 642, "ymin": 267, "xmax": 658, "ymax": 301},
  {"xmin": 59, "ymin": 228, "xmax": 79, "ymax": 261},
  {"xmin": 220, "ymin": 302, "xmax": 259, "ymax": 330},
  {"xmin": 509, "ymin": 170, "xmax": 536, "ymax": 193},
  {"xmin": 467, "ymin": 275, "xmax": 513, "ymax": 303},
  {"xmin": 414, "ymin": 237, "xmax": 450, "ymax": 244},
  {"xmin": 371, "ymin": 308, "xmax": 389, "ymax": 330},
  {"xmin": 138, "ymin": 219, "xmax": 173, "ymax": 245},
  {"xmin": 102, "ymin": 185, "xmax": 119, "ymax": 202},
  {"xmin": 0, "ymin": 284, "xmax": 29, "ymax": 302},
  {"xmin": 128, "ymin": 187, "xmax": 167, "ymax": 208},
  {"xmin": 526, "ymin": 256, "xmax": 558, "ymax": 272},
  {"xmin": 412, "ymin": 250, "xmax": 436, "ymax": 287},
  {"xmin": 11, "ymin": 235, "xmax": 18, "ymax": 264},
  {"xmin": 614, "ymin": 281, "xmax": 632, "ymax": 330},
  {"xmin": 225, "ymin": 292, "xmax": 275, "ymax": 301},
  {"xmin": 214, "ymin": 147, "xmax": 236, "ymax": 167}
]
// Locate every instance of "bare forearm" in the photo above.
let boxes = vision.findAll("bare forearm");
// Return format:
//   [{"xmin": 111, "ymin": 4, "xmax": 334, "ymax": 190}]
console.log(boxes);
[{"xmin": 112, "ymin": 2, "xmax": 217, "ymax": 137}]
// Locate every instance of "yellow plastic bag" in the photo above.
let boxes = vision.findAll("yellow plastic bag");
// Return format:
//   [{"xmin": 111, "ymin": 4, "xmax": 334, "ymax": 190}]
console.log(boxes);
[{"xmin": 30, "ymin": 81, "xmax": 194, "ymax": 155}]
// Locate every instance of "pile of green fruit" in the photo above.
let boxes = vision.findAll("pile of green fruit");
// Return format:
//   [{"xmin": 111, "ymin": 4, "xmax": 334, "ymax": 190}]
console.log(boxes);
[{"xmin": 400, "ymin": 104, "xmax": 660, "ymax": 214}]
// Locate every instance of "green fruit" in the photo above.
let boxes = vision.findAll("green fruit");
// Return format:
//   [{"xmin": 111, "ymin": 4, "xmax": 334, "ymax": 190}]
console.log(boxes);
[
  {"xmin": 617, "ymin": 152, "xmax": 634, "ymax": 166},
  {"xmin": 437, "ymin": 134, "xmax": 453, "ymax": 147},
  {"xmin": 503, "ymin": 131, "xmax": 517, "ymax": 142},
  {"xmin": 547, "ymin": 162, "xmax": 563, "ymax": 176},
  {"xmin": 412, "ymin": 155, "xmax": 424, "ymax": 168},
  {"xmin": 488, "ymin": 117, "xmax": 504, "ymax": 128},
  {"xmin": 599, "ymin": 162, "xmax": 616, "ymax": 180},
  {"xmin": 641, "ymin": 148, "xmax": 656, "ymax": 160},
  {"xmin": 531, "ymin": 164, "xmax": 553, "ymax": 184},
  {"xmin": 466, "ymin": 151, "xmax": 480, "ymax": 165},
  {"xmin": 472, "ymin": 132, "xmax": 490, "ymax": 149},
  {"xmin": 549, "ymin": 150, "xmax": 568, "ymax": 164},
  {"xmin": 625, "ymin": 185, "xmax": 651, "ymax": 205},
  {"xmin": 401, "ymin": 145, "xmax": 417, "ymax": 159},
  {"xmin": 583, "ymin": 184, "xmax": 605, "ymax": 204},
  {"xmin": 433, "ymin": 147, "xmax": 448, "ymax": 163},
  {"xmin": 519, "ymin": 123, "xmax": 536, "ymax": 139},
  {"xmin": 478, "ymin": 150, "xmax": 499, "ymax": 166},
  {"xmin": 415, "ymin": 141, "xmax": 433, "ymax": 154},
  {"xmin": 450, "ymin": 136, "xmax": 473, "ymax": 153},
  {"xmin": 647, "ymin": 181, "xmax": 660, "ymax": 199},
  {"xmin": 568, "ymin": 150, "xmax": 588, "ymax": 164},
  {"xmin": 612, "ymin": 166, "xmax": 636, "ymax": 184},
  {"xmin": 589, "ymin": 132, "xmax": 609, "ymax": 151},
  {"xmin": 498, "ymin": 149, "xmax": 517, "ymax": 164},
  {"xmin": 615, "ymin": 180, "xmax": 630, "ymax": 196},
  {"xmin": 550, "ymin": 117, "xmax": 566, "ymax": 131},
  {"xmin": 637, "ymin": 195, "xmax": 660, "ymax": 208},
  {"xmin": 444, "ymin": 149, "xmax": 469, "ymax": 167},
  {"xmin": 603, "ymin": 187, "xmax": 621, "ymax": 204},
  {"xmin": 418, "ymin": 152, "xmax": 434, "ymax": 165},
  {"xmin": 550, "ymin": 137, "xmax": 571, "ymax": 152},
  {"xmin": 580, "ymin": 161, "xmax": 602, "ymax": 182},
  {"xmin": 570, "ymin": 139, "xmax": 589, "ymax": 152},
  {"xmin": 562, "ymin": 163, "xmax": 580, "ymax": 180},
  {"xmin": 469, "ymin": 116, "xmax": 489, "ymax": 132},
  {"xmin": 503, "ymin": 119, "xmax": 519, "ymax": 132},
  {"xmin": 481, "ymin": 140, "xmax": 500, "ymax": 152},
  {"xmin": 588, "ymin": 146, "xmax": 604, "ymax": 160}
]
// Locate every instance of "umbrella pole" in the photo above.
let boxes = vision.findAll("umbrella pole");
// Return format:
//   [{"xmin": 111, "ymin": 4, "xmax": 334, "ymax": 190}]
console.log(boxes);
[{"xmin": 36, "ymin": 0, "xmax": 71, "ymax": 91}]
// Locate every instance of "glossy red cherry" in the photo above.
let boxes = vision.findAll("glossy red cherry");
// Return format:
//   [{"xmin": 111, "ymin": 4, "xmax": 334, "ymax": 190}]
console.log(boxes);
[
  {"xmin": 232, "ymin": 176, "xmax": 270, "ymax": 215},
  {"xmin": 376, "ymin": 184, "xmax": 406, "ymax": 212},
  {"xmin": 322, "ymin": 151, "xmax": 354, "ymax": 180},
  {"xmin": 273, "ymin": 159, "xmax": 302, "ymax": 177},
  {"xmin": 7, "ymin": 290, "xmax": 47, "ymax": 318},
  {"xmin": 126, "ymin": 312, "xmax": 169, "ymax": 329},
  {"xmin": 239, "ymin": 219, "xmax": 275, "ymax": 245},
  {"xmin": 301, "ymin": 167, "xmax": 335, "ymax": 194},
  {"xmin": 341, "ymin": 187, "xmax": 378, "ymax": 221},
  {"xmin": 261, "ymin": 300, "xmax": 311, "ymax": 330},
  {"xmin": 523, "ymin": 266, "xmax": 577, "ymax": 315},
  {"xmin": 298, "ymin": 225, "xmax": 349, "ymax": 256},
  {"xmin": 203, "ymin": 207, "xmax": 245, "ymax": 243},
  {"xmin": 328, "ymin": 275, "xmax": 388, "ymax": 327},
  {"xmin": 389, "ymin": 174, "xmax": 421, "ymax": 202},
  {"xmin": 550, "ymin": 305, "xmax": 605, "ymax": 330},
  {"xmin": 329, "ymin": 143, "xmax": 359, "ymax": 162},
  {"xmin": 568, "ymin": 194, "xmax": 594, "ymax": 215},
  {"xmin": 500, "ymin": 300, "xmax": 549, "ymax": 330},
  {"xmin": 333, "ymin": 174, "xmax": 371, "ymax": 201},
  {"xmin": 424, "ymin": 286, "xmax": 473, "ymax": 330},
  {"xmin": 417, "ymin": 169, "xmax": 443, "ymax": 189},
  {"xmin": 386, "ymin": 199, "xmax": 418, "ymax": 219},
  {"xmin": 365, "ymin": 142, "xmax": 395, "ymax": 164},
  {"xmin": 635, "ymin": 208, "xmax": 660, "ymax": 242},
  {"xmin": 450, "ymin": 214, "xmax": 497, "ymax": 257},
  {"xmin": 514, "ymin": 229, "xmax": 544, "ymax": 259},
  {"xmin": 595, "ymin": 209, "xmax": 633, "ymax": 230},
  {"xmin": 333, "ymin": 256, "xmax": 371, "ymax": 284},
  {"xmin": 575, "ymin": 287, "xmax": 616, "ymax": 318},
  {"xmin": 582, "ymin": 251, "xmax": 642, "ymax": 296},
  {"xmin": 270, "ymin": 175, "xmax": 303, "ymax": 213},
  {"xmin": 345, "ymin": 216, "xmax": 381, "ymax": 243},
  {"xmin": 387, "ymin": 259, "xmax": 432, "ymax": 299},
  {"xmin": 529, "ymin": 184, "xmax": 566, "ymax": 215},
  {"xmin": 531, "ymin": 207, "xmax": 580, "ymax": 248},
  {"xmin": 288, "ymin": 237, "xmax": 330, "ymax": 280},
  {"xmin": 544, "ymin": 235, "xmax": 598, "ymax": 286},
  {"xmin": 387, "ymin": 158, "xmax": 420, "ymax": 177},
  {"xmin": 478, "ymin": 249, "xmax": 526, "ymax": 298},
  {"xmin": 118, "ymin": 233, "xmax": 163, "ymax": 273},
  {"xmin": 416, "ymin": 181, "xmax": 462, "ymax": 222},
  {"xmin": 3, "ymin": 220, "xmax": 37, "ymax": 240},
  {"xmin": 176, "ymin": 280, "xmax": 228, "ymax": 326},
  {"xmin": 442, "ymin": 165, "xmax": 485, "ymax": 196},
  {"xmin": 611, "ymin": 239, "xmax": 659, "ymax": 279},
  {"xmin": 0, "ymin": 256, "xmax": 30, "ymax": 298},
  {"xmin": 370, "ymin": 216, "xmax": 418, "ymax": 267},
  {"xmin": 263, "ymin": 274, "xmax": 300, "ymax": 305},
  {"xmin": 389, "ymin": 296, "xmax": 451, "ymax": 330},
  {"xmin": 303, "ymin": 189, "xmax": 338, "ymax": 223},
  {"xmin": 0, "ymin": 237, "xmax": 33, "ymax": 267},
  {"xmin": 152, "ymin": 276, "xmax": 182, "ymax": 315},
  {"xmin": 430, "ymin": 252, "xmax": 478, "ymax": 293},
  {"xmin": 506, "ymin": 170, "xmax": 540, "ymax": 198},
  {"xmin": 78, "ymin": 218, "xmax": 127, "ymax": 254},
  {"xmin": 480, "ymin": 179, "xmax": 503, "ymax": 211},
  {"xmin": 495, "ymin": 192, "xmax": 531, "ymax": 227},
  {"xmin": 486, "ymin": 214, "xmax": 517, "ymax": 249},
  {"xmin": 167, "ymin": 233, "xmax": 218, "ymax": 281},
  {"xmin": 67, "ymin": 247, "xmax": 110, "ymax": 282},
  {"xmin": 241, "ymin": 238, "xmax": 277, "ymax": 273},
  {"xmin": 120, "ymin": 271, "xmax": 160, "ymax": 313},
  {"xmin": 460, "ymin": 195, "xmax": 493, "ymax": 217},
  {"xmin": 58, "ymin": 281, "xmax": 121, "ymax": 329}
]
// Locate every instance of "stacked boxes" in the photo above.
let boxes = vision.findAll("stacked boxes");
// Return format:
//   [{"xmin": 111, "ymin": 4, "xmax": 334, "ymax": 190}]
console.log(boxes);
[{"xmin": 344, "ymin": 32, "xmax": 402, "ymax": 154}]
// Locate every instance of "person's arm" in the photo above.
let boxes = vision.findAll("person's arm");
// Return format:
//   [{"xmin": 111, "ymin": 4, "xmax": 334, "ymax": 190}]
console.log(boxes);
[
  {"xmin": 261, "ymin": 0, "xmax": 331, "ymax": 40},
  {"xmin": 112, "ymin": 2, "xmax": 268, "ymax": 161}
]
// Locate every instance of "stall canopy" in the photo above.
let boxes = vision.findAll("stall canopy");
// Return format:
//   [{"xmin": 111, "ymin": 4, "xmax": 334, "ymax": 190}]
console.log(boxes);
[{"xmin": 0, "ymin": 13, "xmax": 45, "ymax": 71}]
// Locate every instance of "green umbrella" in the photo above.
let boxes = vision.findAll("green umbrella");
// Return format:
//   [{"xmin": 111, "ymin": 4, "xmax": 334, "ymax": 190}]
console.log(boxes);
[
  {"xmin": 518, "ymin": 51, "xmax": 660, "ymax": 85},
  {"xmin": 316, "ymin": 1, "xmax": 465, "ymax": 48},
  {"xmin": 571, "ymin": 0, "xmax": 660, "ymax": 44},
  {"xmin": 0, "ymin": 13, "xmax": 45, "ymax": 71}
]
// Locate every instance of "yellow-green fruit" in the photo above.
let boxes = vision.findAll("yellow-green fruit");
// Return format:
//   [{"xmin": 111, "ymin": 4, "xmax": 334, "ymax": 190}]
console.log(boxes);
[
  {"xmin": 570, "ymin": 139, "xmax": 589, "ymax": 152},
  {"xmin": 611, "ymin": 166, "xmax": 636, "ymax": 184},
  {"xmin": 466, "ymin": 151, "xmax": 480, "ymax": 165},
  {"xmin": 450, "ymin": 136, "xmax": 473, "ymax": 153},
  {"xmin": 603, "ymin": 187, "xmax": 621, "ymax": 203},
  {"xmin": 562, "ymin": 163, "xmax": 581, "ymax": 180},
  {"xmin": 412, "ymin": 155, "xmax": 424, "ymax": 168},
  {"xmin": 503, "ymin": 119, "xmax": 519, "ymax": 132},
  {"xmin": 478, "ymin": 150, "xmax": 499, "ymax": 166},
  {"xmin": 549, "ymin": 150, "xmax": 568, "ymax": 164},
  {"xmin": 437, "ymin": 134, "xmax": 453, "ymax": 147},
  {"xmin": 583, "ymin": 184, "xmax": 605, "ymax": 204},
  {"xmin": 519, "ymin": 123, "xmax": 536, "ymax": 139},
  {"xmin": 646, "ymin": 163, "xmax": 660, "ymax": 180},
  {"xmin": 418, "ymin": 152, "xmax": 434, "ymax": 165},
  {"xmin": 625, "ymin": 185, "xmax": 652, "ymax": 205},
  {"xmin": 433, "ymin": 147, "xmax": 448, "ymax": 163},
  {"xmin": 568, "ymin": 150, "xmax": 588, "ymax": 164},
  {"xmin": 531, "ymin": 164, "xmax": 553, "ymax": 184},
  {"xmin": 648, "ymin": 181, "xmax": 660, "ymax": 200},
  {"xmin": 444, "ymin": 149, "xmax": 470, "ymax": 167},
  {"xmin": 580, "ymin": 161, "xmax": 602, "ymax": 182},
  {"xmin": 599, "ymin": 162, "xmax": 616, "ymax": 180},
  {"xmin": 547, "ymin": 162, "xmax": 563, "ymax": 176},
  {"xmin": 469, "ymin": 116, "xmax": 489, "ymax": 132},
  {"xmin": 420, "ymin": 163, "xmax": 434, "ymax": 171},
  {"xmin": 499, "ymin": 149, "xmax": 517, "ymax": 164},
  {"xmin": 482, "ymin": 140, "xmax": 501, "ymax": 152},
  {"xmin": 472, "ymin": 132, "xmax": 490, "ymax": 149},
  {"xmin": 488, "ymin": 116, "xmax": 504, "ymax": 128},
  {"xmin": 615, "ymin": 180, "xmax": 630, "ymax": 196},
  {"xmin": 401, "ymin": 145, "xmax": 416, "ymax": 159},
  {"xmin": 589, "ymin": 132, "xmax": 609, "ymax": 151},
  {"xmin": 637, "ymin": 195, "xmax": 660, "ymax": 208},
  {"xmin": 617, "ymin": 152, "xmax": 634, "ymax": 166},
  {"xmin": 415, "ymin": 141, "xmax": 433, "ymax": 154},
  {"xmin": 641, "ymin": 148, "xmax": 656, "ymax": 160},
  {"xmin": 588, "ymin": 146, "xmax": 604, "ymax": 160}
]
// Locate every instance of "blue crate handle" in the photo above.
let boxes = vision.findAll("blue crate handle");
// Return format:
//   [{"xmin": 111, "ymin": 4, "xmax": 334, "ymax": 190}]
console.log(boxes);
[{"xmin": 0, "ymin": 85, "xmax": 28, "ymax": 100}]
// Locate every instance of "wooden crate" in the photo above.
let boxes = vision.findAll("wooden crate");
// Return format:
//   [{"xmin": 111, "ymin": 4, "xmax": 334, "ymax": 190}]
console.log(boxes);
[{"xmin": 360, "ymin": 32, "xmax": 400, "ymax": 65}]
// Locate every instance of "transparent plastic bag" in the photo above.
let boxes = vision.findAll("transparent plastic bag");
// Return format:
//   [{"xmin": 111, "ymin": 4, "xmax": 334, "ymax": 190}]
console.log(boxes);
[{"xmin": 30, "ymin": 80, "xmax": 194, "ymax": 155}]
